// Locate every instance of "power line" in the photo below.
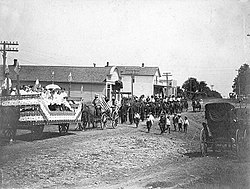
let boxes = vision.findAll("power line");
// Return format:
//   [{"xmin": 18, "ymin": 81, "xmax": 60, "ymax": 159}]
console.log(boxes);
[
  {"xmin": 162, "ymin": 72, "xmax": 172, "ymax": 97},
  {"xmin": 0, "ymin": 41, "xmax": 19, "ymax": 95}
]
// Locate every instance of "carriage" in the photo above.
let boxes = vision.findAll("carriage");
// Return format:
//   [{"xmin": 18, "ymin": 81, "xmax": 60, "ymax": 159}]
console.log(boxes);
[
  {"xmin": 76, "ymin": 101, "xmax": 120, "ymax": 131},
  {"xmin": 192, "ymin": 100, "xmax": 201, "ymax": 112},
  {"xmin": 200, "ymin": 102, "xmax": 249, "ymax": 157},
  {"xmin": 0, "ymin": 94, "xmax": 83, "ymax": 141}
]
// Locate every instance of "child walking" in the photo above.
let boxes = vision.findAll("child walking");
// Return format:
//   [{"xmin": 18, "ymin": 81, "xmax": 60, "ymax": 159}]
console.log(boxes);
[
  {"xmin": 178, "ymin": 114, "xmax": 183, "ymax": 132},
  {"xmin": 183, "ymin": 116, "xmax": 189, "ymax": 133}
]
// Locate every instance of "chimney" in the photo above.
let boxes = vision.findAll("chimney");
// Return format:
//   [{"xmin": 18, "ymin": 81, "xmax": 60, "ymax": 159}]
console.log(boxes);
[
  {"xmin": 93, "ymin": 63, "xmax": 96, "ymax": 67},
  {"xmin": 106, "ymin": 62, "xmax": 109, "ymax": 67},
  {"xmin": 142, "ymin": 63, "xmax": 144, "ymax": 67},
  {"xmin": 14, "ymin": 59, "xmax": 17, "ymax": 66}
]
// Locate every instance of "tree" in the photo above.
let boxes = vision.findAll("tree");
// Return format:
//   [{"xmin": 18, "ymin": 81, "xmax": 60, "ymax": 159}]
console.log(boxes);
[
  {"xmin": 182, "ymin": 77, "xmax": 222, "ymax": 99},
  {"xmin": 207, "ymin": 90, "xmax": 222, "ymax": 98},
  {"xmin": 232, "ymin": 64, "xmax": 250, "ymax": 97},
  {"xmin": 176, "ymin": 86, "xmax": 184, "ymax": 97},
  {"xmin": 182, "ymin": 77, "xmax": 199, "ymax": 98}
]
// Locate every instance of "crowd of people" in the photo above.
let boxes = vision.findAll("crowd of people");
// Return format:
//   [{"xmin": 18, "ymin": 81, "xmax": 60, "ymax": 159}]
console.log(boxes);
[
  {"xmin": 1, "ymin": 83, "xmax": 72, "ymax": 112},
  {"xmin": 117, "ymin": 94, "xmax": 190, "ymax": 134}
]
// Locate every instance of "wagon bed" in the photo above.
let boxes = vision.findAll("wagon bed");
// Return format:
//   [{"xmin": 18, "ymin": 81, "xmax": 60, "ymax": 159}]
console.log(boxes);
[{"xmin": 0, "ymin": 94, "xmax": 83, "ymax": 140}]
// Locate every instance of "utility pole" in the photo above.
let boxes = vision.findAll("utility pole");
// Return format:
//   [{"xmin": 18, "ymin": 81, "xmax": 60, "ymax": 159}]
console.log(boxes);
[
  {"xmin": 68, "ymin": 72, "xmax": 73, "ymax": 98},
  {"xmin": 0, "ymin": 41, "xmax": 19, "ymax": 95},
  {"xmin": 162, "ymin": 72, "xmax": 172, "ymax": 98},
  {"xmin": 125, "ymin": 68, "xmax": 140, "ymax": 101}
]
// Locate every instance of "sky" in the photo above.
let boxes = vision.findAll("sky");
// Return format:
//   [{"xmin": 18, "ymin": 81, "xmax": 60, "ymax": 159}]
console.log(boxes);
[{"xmin": 0, "ymin": 0, "xmax": 250, "ymax": 97}]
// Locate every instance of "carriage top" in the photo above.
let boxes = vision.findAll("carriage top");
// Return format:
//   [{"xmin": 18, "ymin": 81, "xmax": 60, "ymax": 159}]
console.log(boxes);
[{"xmin": 204, "ymin": 102, "xmax": 238, "ymax": 139}]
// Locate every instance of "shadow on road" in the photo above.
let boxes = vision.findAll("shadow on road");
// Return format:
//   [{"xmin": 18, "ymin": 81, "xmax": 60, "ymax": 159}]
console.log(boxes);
[
  {"xmin": 15, "ymin": 132, "xmax": 75, "ymax": 142},
  {"xmin": 184, "ymin": 151, "xmax": 238, "ymax": 159}
]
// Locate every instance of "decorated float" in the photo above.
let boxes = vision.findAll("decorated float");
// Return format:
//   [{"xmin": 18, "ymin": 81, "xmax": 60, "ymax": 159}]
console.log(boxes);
[{"xmin": 0, "ymin": 90, "xmax": 83, "ymax": 140}]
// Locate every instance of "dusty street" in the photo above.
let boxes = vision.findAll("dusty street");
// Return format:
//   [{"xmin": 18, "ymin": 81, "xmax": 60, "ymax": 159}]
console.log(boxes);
[{"xmin": 0, "ymin": 109, "xmax": 250, "ymax": 189}]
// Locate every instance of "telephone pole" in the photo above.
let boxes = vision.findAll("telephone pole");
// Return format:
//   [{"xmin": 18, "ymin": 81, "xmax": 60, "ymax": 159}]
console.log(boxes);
[
  {"xmin": 163, "ymin": 72, "xmax": 172, "ymax": 97},
  {"xmin": 0, "ymin": 41, "xmax": 19, "ymax": 95},
  {"xmin": 125, "ymin": 68, "xmax": 140, "ymax": 101}
]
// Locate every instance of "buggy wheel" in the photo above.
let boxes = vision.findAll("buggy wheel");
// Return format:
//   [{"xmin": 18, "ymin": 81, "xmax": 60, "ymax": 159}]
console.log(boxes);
[
  {"xmin": 200, "ymin": 129, "xmax": 207, "ymax": 156},
  {"xmin": 112, "ymin": 118, "xmax": 118, "ymax": 128},
  {"xmin": 243, "ymin": 129, "xmax": 247, "ymax": 143},
  {"xmin": 235, "ymin": 129, "xmax": 240, "ymax": 156}
]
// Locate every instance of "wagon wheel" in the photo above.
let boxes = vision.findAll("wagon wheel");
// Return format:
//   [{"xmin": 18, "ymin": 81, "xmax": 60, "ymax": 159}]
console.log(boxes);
[
  {"xmin": 101, "ymin": 114, "xmax": 107, "ymax": 130},
  {"xmin": 32, "ymin": 125, "xmax": 44, "ymax": 140},
  {"xmin": 58, "ymin": 123, "xmax": 69, "ymax": 135},
  {"xmin": 3, "ymin": 127, "xmax": 16, "ymax": 141},
  {"xmin": 200, "ymin": 129, "xmax": 207, "ymax": 156}
]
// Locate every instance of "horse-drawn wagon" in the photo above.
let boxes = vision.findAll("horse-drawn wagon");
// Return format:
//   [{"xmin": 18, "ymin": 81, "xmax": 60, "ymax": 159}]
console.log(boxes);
[
  {"xmin": 200, "ymin": 102, "xmax": 249, "ymax": 156},
  {"xmin": 77, "ymin": 99, "xmax": 120, "ymax": 131},
  {"xmin": 0, "ymin": 94, "xmax": 83, "ymax": 141}
]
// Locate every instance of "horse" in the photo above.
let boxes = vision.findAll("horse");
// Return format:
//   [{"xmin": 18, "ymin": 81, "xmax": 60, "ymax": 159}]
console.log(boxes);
[
  {"xmin": 192, "ymin": 100, "xmax": 201, "ymax": 112},
  {"xmin": 182, "ymin": 100, "xmax": 188, "ymax": 112},
  {"xmin": 76, "ymin": 104, "xmax": 102, "ymax": 130}
]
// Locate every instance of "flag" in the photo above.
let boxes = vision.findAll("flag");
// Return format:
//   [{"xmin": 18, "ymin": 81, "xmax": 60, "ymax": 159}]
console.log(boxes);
[
  {"xmin": 98, "ymin": 95, "xmax": 111, "ymax": 112},
  {"xmin": 68, "ymin": 72, "xmax": 72, "ymax": 82},
  {"xmin": 14, "ymin": 60, "xmax": 21, "ymax": 74},
  {"xmin": 5, "ymin": 63, "xmax": 10, "ymax": 74}
]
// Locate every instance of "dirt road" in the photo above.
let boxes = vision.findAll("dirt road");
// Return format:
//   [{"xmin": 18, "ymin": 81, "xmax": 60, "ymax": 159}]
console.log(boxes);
[{"xmin": 0, "ymin": 110, "xmax": 249, "ymax": 189}]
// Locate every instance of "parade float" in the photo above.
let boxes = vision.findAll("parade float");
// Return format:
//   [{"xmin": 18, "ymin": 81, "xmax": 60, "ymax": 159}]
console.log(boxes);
[{"xmin": 0, "ymin": 88, "xmax": 83, "ymax": 140}]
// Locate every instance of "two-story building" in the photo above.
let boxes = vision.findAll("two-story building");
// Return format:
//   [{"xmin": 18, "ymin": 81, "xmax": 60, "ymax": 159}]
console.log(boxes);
[{"xmin": 117, "ymin": 63, "xmax": 163, "ymax": 98}]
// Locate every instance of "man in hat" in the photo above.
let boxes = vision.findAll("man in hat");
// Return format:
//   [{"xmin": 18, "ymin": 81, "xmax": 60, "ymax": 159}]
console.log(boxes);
[
  {"xmin": 92, "ymin": 94, "xmax": 101, "ymax": 116},
  {"xmin": 172, "ymin": 113, "xmax": 178, "ymax": 131},
  {"xmin": 159, "ymin": 112, "xmax": 166, "ymax": 134}
]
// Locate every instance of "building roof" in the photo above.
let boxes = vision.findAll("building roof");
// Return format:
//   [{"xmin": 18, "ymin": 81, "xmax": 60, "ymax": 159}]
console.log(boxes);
[
  {"xmin": 0, "ymin": 65, "xmax": 116, "ymax": 83},
  {"xmin": 117, "ymin": 66, "xmax": 160, "ymax": 77}
]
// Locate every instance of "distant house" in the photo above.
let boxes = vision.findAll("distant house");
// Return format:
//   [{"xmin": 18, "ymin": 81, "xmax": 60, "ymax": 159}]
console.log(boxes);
[
  {"xmin": 158, "ymin": 78, "xmax": 177, "ymax": 97},
  {"xmin": 117, "ymin": 64, "xmax": 162, "ymax": 98},
  {"xmin": 0, "ymin": 64, "xmax": 121, "ymax": 103}
]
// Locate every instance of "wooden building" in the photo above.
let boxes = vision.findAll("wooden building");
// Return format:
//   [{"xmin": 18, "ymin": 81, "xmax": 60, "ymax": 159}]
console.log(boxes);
[
  {"xmin": 0, "ymin": 64, "xmax": 121, "ymax": 103},
  {"xmin": 117, "ymin": 64, "xmax": 162, "ymax": 98}
]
